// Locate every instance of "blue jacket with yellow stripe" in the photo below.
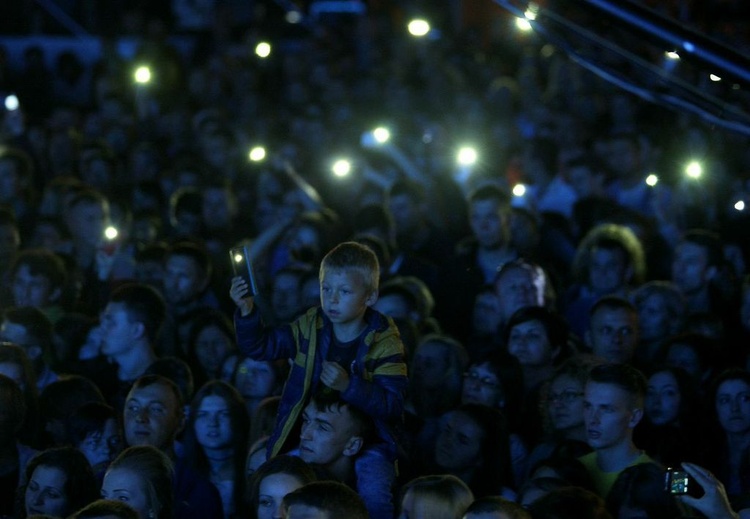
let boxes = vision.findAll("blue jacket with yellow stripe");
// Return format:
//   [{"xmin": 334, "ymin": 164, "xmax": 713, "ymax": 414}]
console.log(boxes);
[{"xmin": 235, "ymin": 305, "xmax": 408, "ymax": 459}]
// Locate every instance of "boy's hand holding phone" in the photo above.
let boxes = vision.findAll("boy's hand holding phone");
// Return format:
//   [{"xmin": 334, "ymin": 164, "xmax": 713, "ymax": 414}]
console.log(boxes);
[
  {"xmin": 230, "ymin": 276, "xmax": 255, "ymax": 316},
  {"xmin": 229, "ymin": 245, "xmax": 259, "ymax": 316}
]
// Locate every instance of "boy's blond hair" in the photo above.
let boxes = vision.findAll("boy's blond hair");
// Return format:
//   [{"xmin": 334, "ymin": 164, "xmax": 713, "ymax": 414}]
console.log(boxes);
[{"xmin": 320, "ymin": 241, "xmax": 380, "ymax": 293}]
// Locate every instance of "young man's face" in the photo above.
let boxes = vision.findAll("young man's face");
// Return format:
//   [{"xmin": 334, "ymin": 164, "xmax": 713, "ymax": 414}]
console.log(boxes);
[
  {"xmin": 66, "ymin": 200, "xmax": 108, "ymax": 247},
  {"xmin": 99, "ymin": 302, "xmax": 137, "ymax": 357},
  {"xmin": 588, "ymin": 247, "xmax": 629, "ymax": 295},
  {"xmin": 319, "ymin": 268, "xmax": 376, "ymax": 328},
  {"xmin": 587, "ymin": 307, "xmax": 639, "ymax": 365},
  {"xmin": 469, "ymin": 198, "xmax": 507, "ymax": 250},
  {"xmin": 163, "ymin": 254, "xmax": 207, "ymax": 306},
  {"xmin": 671, "ymin": 242, "xmax": 713, "ymax": 295},
  {"xmin": 12, "ymin": 265, "xmax": 59, "ymax": 308},
  {"xmin": 298, "ymin": 402, "xmax": 361, "ymax": 467},
  {"xmin": 124, "ymin": 382, "xmax": 183, "ymax": 450},
  {"xmin": 583, "ymin": 381, "xmax": 642, "ymax": 451}
]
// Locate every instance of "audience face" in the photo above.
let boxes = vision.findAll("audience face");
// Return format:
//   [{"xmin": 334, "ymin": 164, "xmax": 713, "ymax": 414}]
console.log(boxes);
[
  {"xmin": 66, "ymin": 200, "xmax": 108, "ymax": 248},
  {"xmin": 0, "ymin": 361, "xmax": 24, "ymax": 388},
  {"xmin": 298, "ymin": 402, "xmax": 361, "ymax": 467},
  {"xmin": 99, "ymin": 302, "xmax": 137, "ymax": 357},
  {"xmin": 588, "ymin": 306, "xmax": 639, "ymax": 364},
  {"xmin": 462, "ymin": 362, "xmax": 503, "ymax": 408},
  {"xmin": 664, "ymin": 343, "xmax": 703, "ymax": 381},
  {"xmin": 0, "ymin": 320, "xmax": 41, "ymax": 363},
  {"xmin": 12, "ymin": 265, "xmax": 60, "ymax": 308},
  {"xmin": 588, "ymin": 247, "xmax": 629, "ymax": 295},
  {"xmin": 645, "ymin": 371, "xmax": 681, "ymax": 426},
  {"xmin": 233, "ymin": 358, "xmax": 278, "ymax": 402},
  {"xmin": 507, "ymin": 319, "xmax": 559, "ymax": 368},
  {"xmin": 101, "ymin": 468, "xmax": 150, "ymax": 519},
  {"xmin": 434, "ymin": 410, "xmax": 483, "ymax": 472},
  {"xmin": 494, "ymin": 267, "xmax": 540, "ymax": 322},
  {"xmin": 472, "ymin": 291, "xmax": 503, "ymax": 336},
  {"xmin": 271, "ymin": 271, "xmax": 303, "ymax": 322},
  {"xmin": 636, "ymin": 293, "xmax": 672, "ymax": 342},
  {"xmin": 373, "ymin": 293, "xmax": 412, "ymax": 322},
  {"xmin": 671, "ymin": 242, "xmax": 713, "ymax": 295},
  {"xmin": 583, "ymin": 381, "xmax": 642, "ymax": 451},
  {"xmin": 319, "ymin": 268, "xmax": 376, "ymax": 329},
  {"xmin": 25, "ymin": 464, "xmax": 70, "ymax": 517},
  {"xmin": 194, "ymin": 395, "xmax": 233, "ymax": 451},
  {"xmin": 78, "ymin": 418, "xmax": 122, "ymax": 472},
  {"xmin": 193, "ymin": 325, "xmax": 234, "ymax": 379},
  {"xmin": 548, "ymin": 374, "xmax": 585, "ymax": 433},
  {"xmin": 124, "ymin": 382, "xmax": 183, "ymax": 450},
  {"xmin": 411, "ymin": 341, "xmax": 448, "ymax": 389},
  {"xmin": 257, "ymin": 473, "xmax": 306, "ymax": 519},
  {"xmin": 715, "ymin": 378, "xmax": 750, "ymax": 435},
  {"xmin": 162, "ymin": 254, "xmax": 207, "ymax": 307},
  {"xmin": 470, "ymin": 198, "xmax": 507, "ymax": 249}
]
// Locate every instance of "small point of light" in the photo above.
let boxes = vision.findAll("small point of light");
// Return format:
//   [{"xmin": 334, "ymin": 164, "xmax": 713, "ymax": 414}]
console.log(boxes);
[
  {"xmin": 233, "ymin": 253, "xmax": 243, "ymax": 263},
  {"xmin": 285, "ymin": 11, "xmax": 302, "ymax": 24},
  {"xmin": 515, "ymin": 17, "xmax": 532, "ymax": 31},
  {"xmin": 709, "ymin": 74, "xmax": 722, "ymax": 82},
  {"xmin": 4, "ymin": 94, "xmax": 19, "ymax": 111},
  {"xmin": 373, "ymin": 127, "xmax": 390, "ymax": 144},
  {"xmin": 248, "ymin": 146, "xmax": 267, "ymax": 162},
  {"xmin": 104, "ymin": 226, "xmax": 118, "ymax": 240},
  {"xmin": 134, "ymin": 66, "xmax": 151, "ymax": 84},
  {"xmin": 685, "ymin": 161, "xmax": 703, "ymax": 179},
  {"xmin": 255, "ymin": 42, "xmax": 272, "ymax": 58},
  {"xmin": 683, "ymin": 42, "xmax": 695, "ymax": 53},
  {"xmin": 665, "ymin": 51, "xmax": 680, "ymax": 60},
  {"xmin": 456, "ymin": 146, "xmax": 478, "ymax": 167},
  {"xmin": 512, "ymin": 184, "xmax": 527, "ymax": 197},
  {"xmin": 735, "ymin": 200, "xmax": 745, "ymax": 211},
  {"xmin": 645, "ymin": 174, "xmax": 659, "ymax": 187},
  {"xmin": 332, "ymin": 159, "xmax": 352, "ymax": 177},
  {"xmin": 408, "ymin": 19, "xmax": 430, "ymax": 37}
]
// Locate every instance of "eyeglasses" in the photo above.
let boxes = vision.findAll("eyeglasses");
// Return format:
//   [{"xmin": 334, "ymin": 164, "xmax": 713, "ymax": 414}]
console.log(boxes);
[
  {"xmin": 463, "ymin": 371, "xmax": 500, "ymax": 389},
  {"xmin": 548, "ymin": 390, "xmax": 584, "ymax": 404}
]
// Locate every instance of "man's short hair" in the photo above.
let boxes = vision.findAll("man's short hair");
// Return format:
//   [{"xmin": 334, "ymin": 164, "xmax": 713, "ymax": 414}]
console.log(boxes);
[
  {"xmin": 130, "ymin": 374, "xmax": 184, "ymax": 408},
  {"xmin": 464, "ymin": 496, "xmax": 531, "ymax": 518},
  {"xmin": 387, "ymin": 178, "xmax": 425, "ymax": 204},
  {"xmin": 589, "ymin": 295, "xmax": 637, "ymax": 319},
  {"xmin": 69, "ymin": 498, "xmax": 140, "ymax": 519},
  {"xmin": 3, "ymin": 306, "xmax": 54, "ymax": 364},
  {"xmin": 166, "ymin": 240, "xmax": 212, "ymax": 280},
  {"xmin": 320, "ymin": 241, "xmax": 380, "ymax": 293},
  {"xmin": 0, "ymin": 373, "xmax": 26, "ymax": 435},
  {"xmin": 587, "ymin": 363, "xmax": 647, "ymax": 407},
  {"xmin": 310, "ymin": 390, "xmax": 374, "ymax": 443},
  {"xmin": 681, "ymin": 229, "xmax": 724, "ymax": 268},
  {"xmin": 109, "ymin": 283, "xmax": 167, "ymax": 343},
  {"xmin": 282, "ymin": 481, "xmax": 368, "ymax": 519},
  {"xmin": 467, "ymin": 183, "xmax": 511, "ymax": 209}
]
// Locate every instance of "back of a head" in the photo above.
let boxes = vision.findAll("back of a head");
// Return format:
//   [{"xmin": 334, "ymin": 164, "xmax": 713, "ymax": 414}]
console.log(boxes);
[
  {"xmin": 108, "ymin": 445, "xmax": 174, "ymax": 519},
  {"xmin": 68, "ymin": 498, "xmax": 140, "ymax": 519},
  {"xmin": 464, "ymin": 496, "xmax": 531, "ymax": 519},
  {"xmin": 283, "ymin": 480, "xmax": 368, "ymax": 519},
  {"xmin": 606, "ymin": 462, "xmax": 687, "ymax": 518},
  {"xmin": 40, "ymin": 374, "xmax": 105, "ymax": 423},
  {"xmin": 401, "ymin": 474, "xmax": 474, "ymax": 519},
  {"xmin": 527, "ymin": 486, "xmax": 613, "ymax": 519}
]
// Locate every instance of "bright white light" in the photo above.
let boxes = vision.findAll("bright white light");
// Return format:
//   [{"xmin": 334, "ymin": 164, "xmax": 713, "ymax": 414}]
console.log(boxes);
[
  {"xmin": 515, "ymin": 17, "xmax": 532, "ymax": 31},
  {"xmin": 286, "ymin": 11, "xmax": 302, "ymax": 24},
  {"xmin": 665, "ymin": 51, "xmax": 680, "ymax": 60},
  {"xmin": 255, "ymin": 42, "xmax": 272, "ymax": 58},
  {"xmin": 104, "ymin": 226, "xmax": 119, "ymax": 240},
  {"xmin": 709, "ymin": 74, "xmax": 722, "ymax": 82},
  {"xmin": 373, "ymin": 127, "xmax": 390, "ymax": 144},
  {"xmin": 645, "ymin": 174, "xmax": 659, "ymax": 187},
  {"xmin": 4, "ymin": 94, "xmax": 19, "ymax": 111},
  {"xmin": 332, "ymin": 159, "xmax": 352, "ymax": 177},
  {"xmin": 408, "ymin": 19, "xmax": 430, "ymax": 37},
  {"xmin": 456, "ymin": 147, "xmax": 478, "ymax": 167},
  {"xmin": 735, "ymin": 200, "xmax": 745, "ymax": 211},
  {"xmin": 512, "ymin": 184, "xmax": 527, "ymax": 197},
  {"xmin": 248, "ymin": 146, "xmax": 266, "ymax": 162},
  {"xmin": 134, "ymin": 66, "xmax": 151, "ymax": 84},
  {"xmin": 685, "ymin": 161, "xmax": 703, "ymax": 179}
]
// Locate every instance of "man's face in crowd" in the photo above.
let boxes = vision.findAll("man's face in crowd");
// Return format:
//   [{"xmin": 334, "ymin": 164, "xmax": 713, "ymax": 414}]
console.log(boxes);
[
  {"xmin": 470, "ymin": 198, "xmax": 507, "ymax": 250},
  {"xmin": 588, "ymin": 306, "xmax": 639, "ymax": 364},
  {"xmin": 494, "ymin": 266, "xmax": 541, "ymax": 322},
  {"xmin": 124, "ymin": 381, "xmax": 183, "ymax": 450},
  {"xmin": 99, "ymin": 302, "xmax": 137, "ymax": 357},
  {"xmin": 588, "ymin": 246, "xmax": 629, "ymax": 295},
  {"xmin": 583, "ymin": 381, "xmax": 642, "ymax": 451},
  {"xmin": 637, "ymin": 293, "xmax": 672, "ymax": 342},
  {"xmin": 66, "ymin": 200, "xmax": 108, "ymax": 247},
  {"xmin": 163, "ymin": 254, "xmax": 207, "ymax": 306},
  {"xmin": 298, "ymin": 402, "xmax": 361, "ymax": 467},
  {"xmin": 671, "ymin": 241, "xmax": 714, "ymax": 295},
  {"xmin": 387, "ymin": 193, "xmax": 419, "ymax": 236},
  {"xmin": 12, "ymin": 265, "xmax": 60, "ymax": 308}
]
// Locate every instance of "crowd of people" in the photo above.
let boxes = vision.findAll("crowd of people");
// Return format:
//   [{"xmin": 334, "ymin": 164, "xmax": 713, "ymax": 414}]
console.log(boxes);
[{"xmin": 2, "ymin": 1, "xmax": 750, "ymax": 518}]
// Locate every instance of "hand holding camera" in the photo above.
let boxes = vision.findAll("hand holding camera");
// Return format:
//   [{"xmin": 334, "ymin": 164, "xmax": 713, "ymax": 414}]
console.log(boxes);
[
  {"xmin": 229, "ymin": 246, "xmax": 259, "ymax": 317},
  {"xmin": 671, "ymin": 462, "xmax": 740, "ymax": 519}
]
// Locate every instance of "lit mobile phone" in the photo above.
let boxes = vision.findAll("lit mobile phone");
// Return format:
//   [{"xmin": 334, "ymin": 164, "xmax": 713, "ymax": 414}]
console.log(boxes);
[
  {"xmin": 664, "ymin": 468, "xmax": 700, "ymax": 497},
  {"xmin": 230, "ymin": 246, "xmax": 259, "ymax": 296}
]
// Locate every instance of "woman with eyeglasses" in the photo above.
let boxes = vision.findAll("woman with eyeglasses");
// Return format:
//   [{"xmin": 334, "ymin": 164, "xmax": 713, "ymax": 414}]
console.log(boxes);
[{"xmin": 525, "ymin": 354, "xmax": 602, "ymax": 482}]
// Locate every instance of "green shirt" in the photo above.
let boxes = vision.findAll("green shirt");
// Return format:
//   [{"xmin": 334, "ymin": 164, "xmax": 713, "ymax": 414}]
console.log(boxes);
[{"xmin": 579, "ymin": 451, "xmax": 658, "ymax": 498}]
